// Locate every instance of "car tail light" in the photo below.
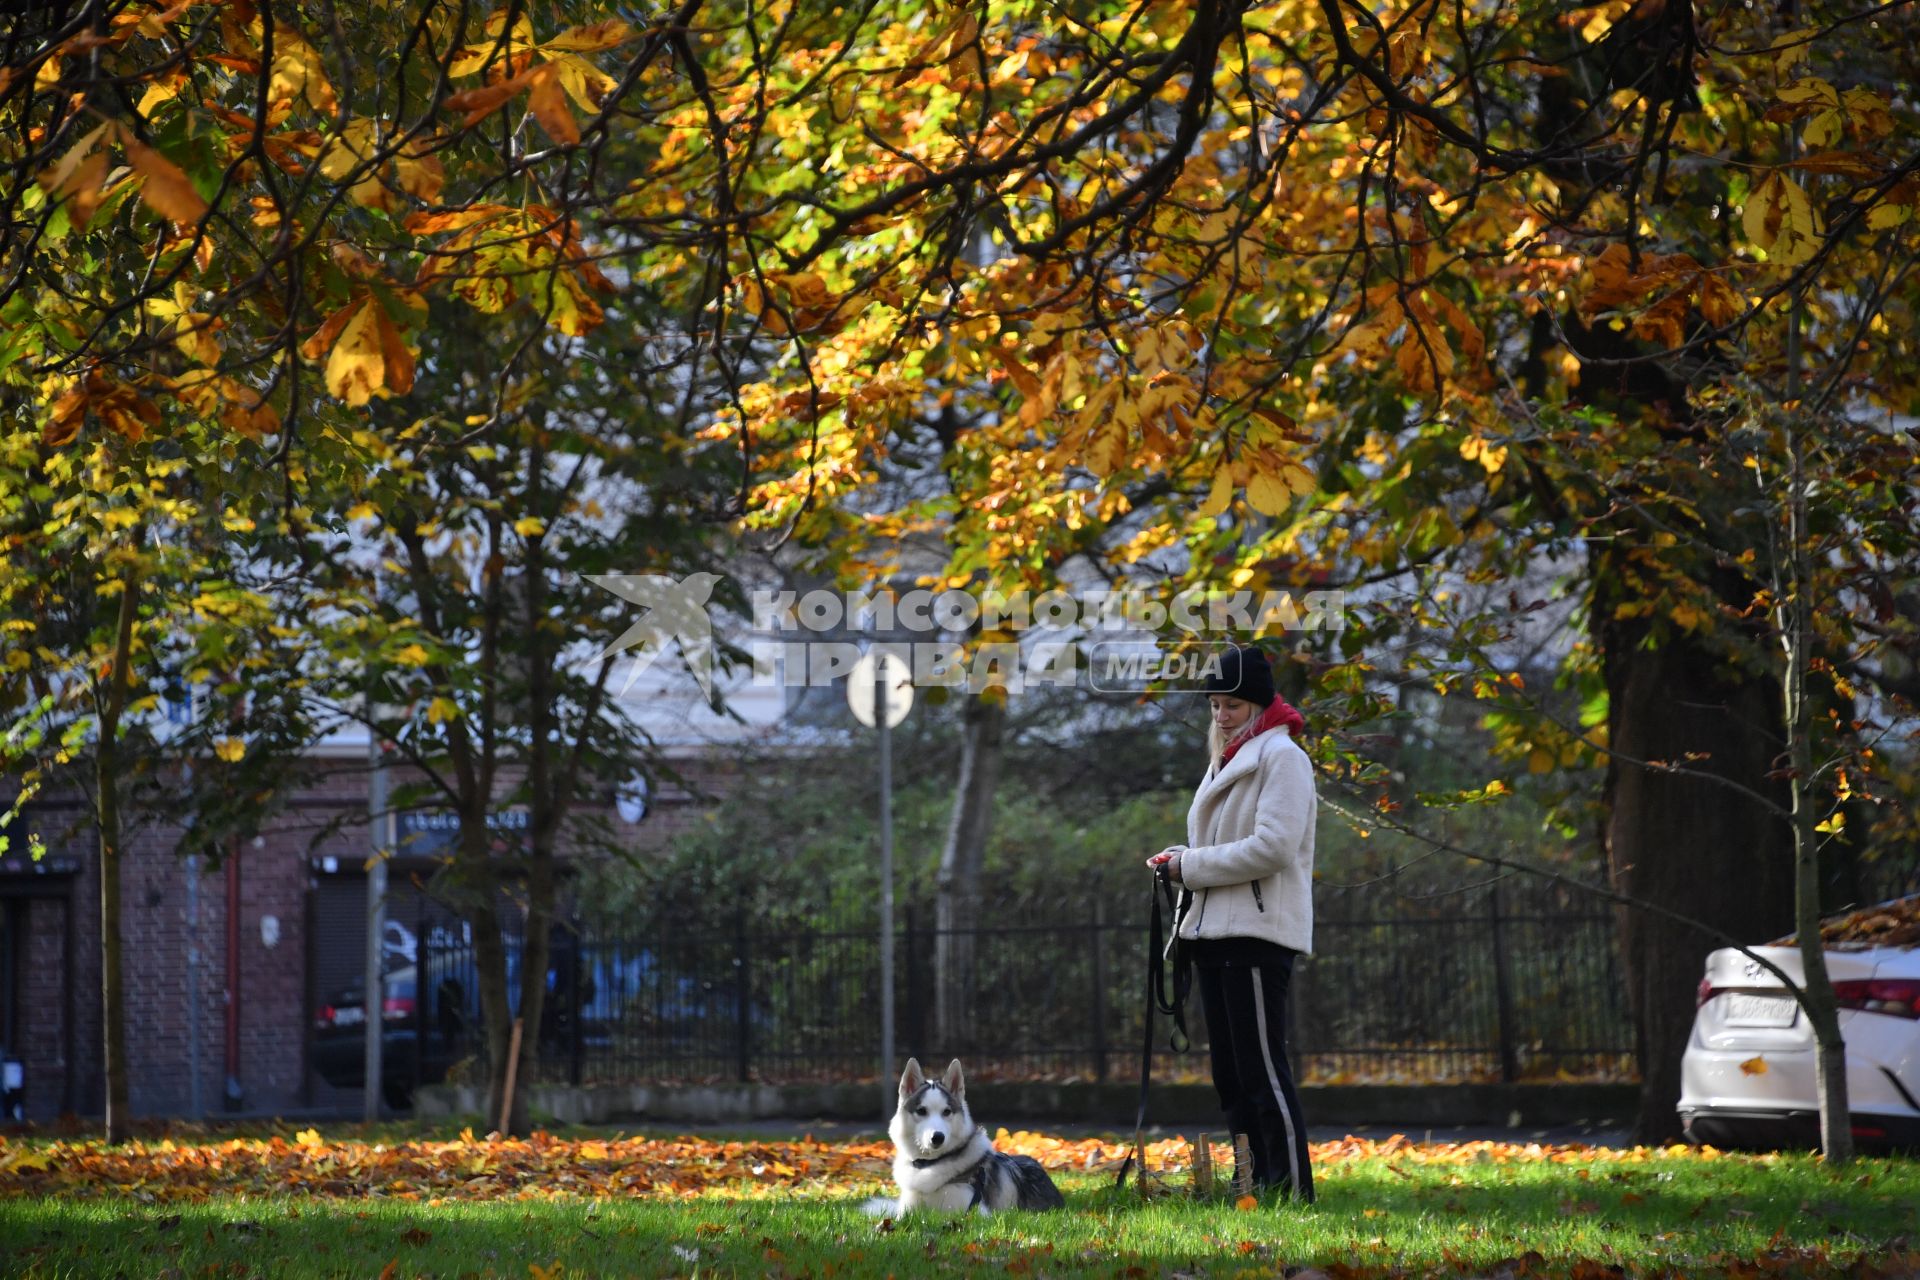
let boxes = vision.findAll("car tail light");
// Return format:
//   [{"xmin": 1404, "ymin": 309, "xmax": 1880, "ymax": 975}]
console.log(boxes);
[
  {"xmin": 314, "ymin": 1005, "xmax": 336, "ymax": 1029},
  {"xmin": 1833, "ymin": 979, "xmax": 1920, "ymax": 1019},
  {"xmin": 1696, "ymin": 977, "xmax": 1720, "ymax": 1008},
  {"xmin": 382, "ymin": 996, "xmax": 416, "ymax": 1022}
]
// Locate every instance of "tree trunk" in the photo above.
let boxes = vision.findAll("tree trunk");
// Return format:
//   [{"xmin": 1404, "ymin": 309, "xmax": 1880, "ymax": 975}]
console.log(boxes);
[
  {"xmin": 934, "ymin": 692, "xmax": 1005, "ymax": 1050},
  {"xmin": 1784, "ymin": 544, "xmax": 1852, "ymax": 1163},
  {"xmin": 1596, "ymin": 548, "xmax": 1794, "ymax": 1142},
  {"xmin": 96, "ymin": 554, "xmax": 139, "ymax": 1143},
  {"xmin": 470, "ymin": 889, "xmax": 515, "ymax": 1132},
  {"xmin": 466, "ymin": 848, "xmax": 552, "ymax": 1138},
  {"xmin": 507, "ymin": 899, "xmax": 552, "ymax": 1137},
  {"xmin": 506, "ymin": 450, "xmax": 556, "ymax": 1138},
  {"xmin": 1780, "ymin": 310, "xmax": 1851, "ymax": 1162}
]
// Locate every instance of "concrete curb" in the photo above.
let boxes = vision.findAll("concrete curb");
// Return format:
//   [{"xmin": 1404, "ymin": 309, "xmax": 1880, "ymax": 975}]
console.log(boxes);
[{"xmin": 415, "ymin": 1081, "xmax": 1636, "ymax": 1130}]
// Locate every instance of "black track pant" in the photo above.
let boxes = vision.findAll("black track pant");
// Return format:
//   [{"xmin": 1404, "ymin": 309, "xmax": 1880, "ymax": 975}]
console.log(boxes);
[{"xmin": 1194, "ymin": 947, "xmax": 1314, "ymax": 1202}]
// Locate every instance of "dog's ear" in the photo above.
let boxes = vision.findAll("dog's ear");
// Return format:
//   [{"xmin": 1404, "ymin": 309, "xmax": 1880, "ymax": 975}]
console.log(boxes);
[
  {"xmin": 898, "ymin": 1057, "xmax": 924, "ymax": 1097},
  {"xmin": 941, "ymin": 1058, "xmax": 965, "ymax": 1098}
]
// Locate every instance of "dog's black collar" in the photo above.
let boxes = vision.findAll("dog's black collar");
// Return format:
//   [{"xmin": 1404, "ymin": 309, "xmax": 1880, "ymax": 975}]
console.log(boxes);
[{"xmin": 909, "ymin": 1138, "xmax": 977, "ymax": 1170}]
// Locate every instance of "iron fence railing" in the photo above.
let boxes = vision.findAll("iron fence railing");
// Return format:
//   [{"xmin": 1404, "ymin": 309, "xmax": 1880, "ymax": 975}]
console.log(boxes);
[{"xmin": 412, "ymin": 878, "xmax": 1638, "ymax": 1088}]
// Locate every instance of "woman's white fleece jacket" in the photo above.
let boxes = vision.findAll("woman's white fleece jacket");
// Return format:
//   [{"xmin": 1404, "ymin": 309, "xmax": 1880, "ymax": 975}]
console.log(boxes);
[{"xmin": 1173, "ymin": 725, "xmax": 1317, "ymax": 955}]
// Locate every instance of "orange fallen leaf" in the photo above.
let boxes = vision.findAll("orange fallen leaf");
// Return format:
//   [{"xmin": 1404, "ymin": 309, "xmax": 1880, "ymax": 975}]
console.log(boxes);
[
  {"xmin": 1740, "ymin": 1056, "xmax": 1768, "ymax": 1076},
  {"xmin": 1235, "ymin": 1193, "xmax": 1258, "ymax": 1210}
]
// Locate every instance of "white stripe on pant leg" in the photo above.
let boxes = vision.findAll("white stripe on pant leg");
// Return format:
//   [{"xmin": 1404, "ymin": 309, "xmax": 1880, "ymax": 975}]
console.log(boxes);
[{"xmin": 1250, "ymin": 966, "xmax": 1303, "ymax": 1198}]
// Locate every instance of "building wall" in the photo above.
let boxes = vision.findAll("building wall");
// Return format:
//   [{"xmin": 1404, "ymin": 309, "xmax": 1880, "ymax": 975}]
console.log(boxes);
[
  {"xmin": 16, "ymin": 772, "xmax": 373, "ymax": 1120},
  {"xmin": 9, "ymin": 749, "xmax": 743, "ymax": 1121}
]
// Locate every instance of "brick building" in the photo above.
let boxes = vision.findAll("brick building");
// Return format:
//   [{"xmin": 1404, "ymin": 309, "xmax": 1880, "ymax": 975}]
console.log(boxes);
[{"xmin": 0, "ymin": 673, "xmax": 785, "ymax": 1123}]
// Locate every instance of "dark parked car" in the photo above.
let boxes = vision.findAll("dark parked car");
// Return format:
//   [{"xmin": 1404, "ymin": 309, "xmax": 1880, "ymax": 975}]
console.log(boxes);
[
  {"xmin": 314, "ymin": 946, "xmax": 613, "ymax": 1108},
  {"xmin": 312, "ymin": 964, "xmax": 474, "ymax": 1110}
]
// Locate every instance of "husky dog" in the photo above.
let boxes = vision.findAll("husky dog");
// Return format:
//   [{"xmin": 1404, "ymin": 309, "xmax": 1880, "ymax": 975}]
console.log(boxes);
[{"xmin": 864, "ymin": 1058, "xmax": 1066, "ymax": 1216}]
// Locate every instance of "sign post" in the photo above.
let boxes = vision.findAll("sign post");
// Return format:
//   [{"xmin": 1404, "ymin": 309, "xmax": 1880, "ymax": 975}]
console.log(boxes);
[
  {"xmin": 364, "ymin": 726, "xmax": 387, "ymax": 1122},
  {"xmin": 849, "ymin": 649, "xmax": 912, "ymax": 1115}
]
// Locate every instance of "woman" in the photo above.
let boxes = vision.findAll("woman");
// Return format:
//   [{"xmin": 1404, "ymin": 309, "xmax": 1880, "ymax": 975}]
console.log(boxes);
[{"xmin": 1147, "ymin": 644, "xmax": 1316, "ymax": 1203}]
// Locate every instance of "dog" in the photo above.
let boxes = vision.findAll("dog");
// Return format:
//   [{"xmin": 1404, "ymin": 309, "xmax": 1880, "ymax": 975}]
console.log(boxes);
[{"xmin": 863, "ymin": 1058, "xmax": 1066, "ymax": 1216}]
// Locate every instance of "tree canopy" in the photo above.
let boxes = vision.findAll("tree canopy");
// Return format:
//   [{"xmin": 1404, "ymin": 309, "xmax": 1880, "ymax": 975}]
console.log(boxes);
[{"xmin": 4, "ymin": 0, "xmax": 1917, "ymax": 1143}]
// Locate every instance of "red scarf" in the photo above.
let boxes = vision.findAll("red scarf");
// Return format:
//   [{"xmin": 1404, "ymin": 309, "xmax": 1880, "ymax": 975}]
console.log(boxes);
[{"xmin": 1219, "ymin": 696, "xmax": 1306, "ymax": 768}]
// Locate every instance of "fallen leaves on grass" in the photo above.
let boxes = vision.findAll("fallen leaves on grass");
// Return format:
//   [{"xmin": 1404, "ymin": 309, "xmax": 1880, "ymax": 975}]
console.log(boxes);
[{"xmin": 0, "ymin": 1128, "xmax": 1744, "ymax": 1204}]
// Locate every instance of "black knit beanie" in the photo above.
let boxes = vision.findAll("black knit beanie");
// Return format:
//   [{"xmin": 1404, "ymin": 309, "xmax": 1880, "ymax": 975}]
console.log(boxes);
[{"xmin": 1202, "ymin": 645, "xmax": 1275, "ymax": 707}]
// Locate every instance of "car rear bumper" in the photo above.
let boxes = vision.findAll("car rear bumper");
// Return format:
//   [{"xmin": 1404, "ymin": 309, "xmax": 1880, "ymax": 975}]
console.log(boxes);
[
  {"xmin": 1679, "ymin": 1017, "xmax": 1920, "ymax": 1150},
  {"xmin": 312, "ymin": 1030, "xmax": 424, "ymax": 1087},
  {"xmin": 1678, "ymin": 1104, "xmax": 1920, "ymax": 1150}
]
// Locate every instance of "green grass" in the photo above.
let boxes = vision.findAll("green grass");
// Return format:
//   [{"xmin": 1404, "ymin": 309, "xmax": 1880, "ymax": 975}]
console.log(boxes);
[{"xmin": 5, "ymin": 1150, "xmax": 1918, "ymax": 1279}]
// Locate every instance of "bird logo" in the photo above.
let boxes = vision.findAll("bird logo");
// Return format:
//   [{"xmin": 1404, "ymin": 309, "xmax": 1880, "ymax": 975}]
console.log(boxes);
[{"xmin": 585, "ymin": 572, "xmax": 722, "ymax": 701}]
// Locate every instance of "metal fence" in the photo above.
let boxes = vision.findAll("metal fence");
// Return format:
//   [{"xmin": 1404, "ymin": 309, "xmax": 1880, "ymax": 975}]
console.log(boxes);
[{"xmin": 414, "ymin": 877, "xmax": 1638, "ymax": 1088}]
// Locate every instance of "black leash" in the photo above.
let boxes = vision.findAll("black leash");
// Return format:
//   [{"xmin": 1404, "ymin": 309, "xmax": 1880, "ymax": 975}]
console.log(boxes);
[{"xmin": 1113, "ymin": 865, "xmax": 1192, "ymax": 1189}]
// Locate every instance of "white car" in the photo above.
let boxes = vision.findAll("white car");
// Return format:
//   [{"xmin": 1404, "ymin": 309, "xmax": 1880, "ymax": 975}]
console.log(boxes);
[{"xmin": 1679, "ymin": 899, "xmax": 1920, "ymax": 1149}]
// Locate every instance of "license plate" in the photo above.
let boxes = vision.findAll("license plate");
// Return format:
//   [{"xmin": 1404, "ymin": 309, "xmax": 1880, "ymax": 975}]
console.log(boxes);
[
  {"xmin": 332, "ymin": 1007, "xmax": 366, "ymax": 1026},
  {"xmin": 1725, "ymin": 993, "xmax": 1797, "ymax": 1027}
]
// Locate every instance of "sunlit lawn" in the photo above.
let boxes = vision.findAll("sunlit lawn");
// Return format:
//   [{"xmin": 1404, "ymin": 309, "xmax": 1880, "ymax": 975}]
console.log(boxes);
[{"xmin": 3, "ymin": 1125, "xmax": 1917, "ymax": 1278}]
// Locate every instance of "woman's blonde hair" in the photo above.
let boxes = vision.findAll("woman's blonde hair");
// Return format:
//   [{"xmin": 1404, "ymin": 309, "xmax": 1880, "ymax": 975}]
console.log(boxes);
[{"xmin": 1207, "ymin": 717, "xmax": 1228, "ymax": 771}]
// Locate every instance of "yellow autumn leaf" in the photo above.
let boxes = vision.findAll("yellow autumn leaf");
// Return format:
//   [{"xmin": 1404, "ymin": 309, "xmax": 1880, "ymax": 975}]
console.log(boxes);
[
  {"xmin": 1802, "ymin": 109, "xmax": 1843, "ymax": 150},
  {"xmin": 1084, "ymin": 416, "xmax": 1126, "ymax": 477},
  {"xmin": 512, "ymin": 516, "xmax": 548, "ymax": 537},
  {"xmin": 293, "ymin": 1127, "xmax": 324, "ymax": 1146},
  {"xmin": 1528, "ymin": 747, "xmax": 1555, "ymax": 774},
  {"xmin": 1742, "ymin": 171, "xmax": 1822, "ymax": 267},
  {"xmin": 393, "ymin": 643, "xmax": 431, "ymax": 667},
  {"xmin": 1245, "ymin": 462, "xmax": 1313, "ymax": 516},
  {"xmin": 542, "ymin": 19, "xmax": 634, "ymax": 53},
  {"xmin": 578, "ymin": 1141, "xmax": 609, "ymax": 1160},
  {"xmin": 537, "ymin": 270, "xmax": 604, "ymax": 338},
  {"xmin": 319, "ymin": 298, "xmax": 413, "ymax": 406},
  {"xmin": 269, "ymin": 33, "xmax": 337, "ymax": 114},
  {"xmin": 36, "ymin": 121, "xmax": 109, "ymax": 202},
  {"xmin": 1, "ymin": 1148, "xmax": 52, "ymax": 1172},
  {"xmin": 547, "ymin": 51, "xmax": 621, "ymax": 113},
  {"xmin": 1775, "ymin": 77, "xmax": 1838, "ymax": 109},
  {"xmin": 393, "ymin": 141, "xmax": 446, "ymax": 203},
  {"xmin": 426, "ymin": 697, "xmax": 461, "ymax": 725},
  {"xmin": 1571, "ymin": 0, "xmax": 1632, "ymax": 42},
  {"xmin": 325, "ymin": 299, "xmax": 386, "ymax": 406},
  {"xmin": 1739, "ymin": 1056, "xmax": 1768, "ymax": 1077},
  {"xmin": 136, "ymin": 75, "xmax": 183, "ymax": 119},
  {"xmin": 1814, "ymin": 812, "xmax": 1845, "ymax": 835},
  {"xmin": 1866, "ymin": 201, "xmax": 1911, "ymax": 231},
  {"xmin": 1196, "ymin": 467, "xmax": 1232, "ymax": 517},
  {"xmin": 214, "ymin": 738, "xmax": 246, "ymax": 763},
  {"xmin": 1459, "ymin": 434, "xmax": 1508, "ymax": 474}
]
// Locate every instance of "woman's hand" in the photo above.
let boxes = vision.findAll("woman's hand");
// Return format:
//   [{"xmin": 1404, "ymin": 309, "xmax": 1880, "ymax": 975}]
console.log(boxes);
[{"xmin": 1146, "ymin": 846, "xmax": 1186, "ymax": 882}]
